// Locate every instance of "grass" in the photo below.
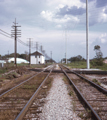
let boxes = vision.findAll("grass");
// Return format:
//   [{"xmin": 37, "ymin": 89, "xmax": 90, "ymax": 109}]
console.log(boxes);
[
  {"xmin": 0, "ymin": 62, "xmax": 53, "ymax": 76},
  {"xmin": 92, "ymin": 64, "xmax": 107, "ymax": 71},
  {"xmin": 22, "ymin": 84, "xmax": 37, "ymax": 91},
  {"xmin": 72, "ymin": 101, "xmax": 76, "ymax": 111},
  {"xmin": 69, "ymin": 91, "xmax": 74, "ymax": 96},
  {"xmin": 64, "ymin": 61, "xmax": 107, "ymax": 71},
  {"xmin": 66, "ymin": 61, "xmax": 87, "ymax": 69},
  {"xmin": 92, "ymin": 79, "xmax": 101, "ymax": 86},
  {"xmin": 0, "ymin": 68, "xmax": 7, "ymax": 74},
  {"xmin": 78, "ymin": 112, "xmax": 84, "ymax": 119}
]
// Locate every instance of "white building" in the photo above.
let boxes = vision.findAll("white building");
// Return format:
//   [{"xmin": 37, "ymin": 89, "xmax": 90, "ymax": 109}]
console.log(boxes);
[
  {"xmin": 31, "ymin": 51, "xmax": 45, "ymax": 64},
  {"xmin": 8, "ymin": 58, "xmax": 29, "ymax": 64}
]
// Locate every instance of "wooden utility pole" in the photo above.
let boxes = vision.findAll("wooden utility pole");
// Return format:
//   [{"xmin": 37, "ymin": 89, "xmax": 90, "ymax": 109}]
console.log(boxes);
[
  {"xmin": 35, "ymin": 42, "xmax": 38, "ymax": 64},
  {"xmin": 36, "ymin": 42, "xmax": 38, "ymax": 51},
  {"xmin": 51, "ymin": 51, "xmax": 52, "ymax": 63},
  {"xmin": 27, "ymin": 38, "xmax": 33, "ymax": 66},
  {"xmin": 11, "ymin": 18, "xmax": 21, "ymax": 67},
  {"xmin": 40, "ymin": 45, "xmax": 43, "ymax": 52}
]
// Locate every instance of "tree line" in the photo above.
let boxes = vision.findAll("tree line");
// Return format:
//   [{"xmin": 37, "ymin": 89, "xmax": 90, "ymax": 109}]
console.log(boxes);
[
  {"xmin": 62, "ymin": 45, "xmax": 106, "ymax": 66},
  {"xmin": 0, "ymin": 51, "xmax": 29, "ymax": 61}
]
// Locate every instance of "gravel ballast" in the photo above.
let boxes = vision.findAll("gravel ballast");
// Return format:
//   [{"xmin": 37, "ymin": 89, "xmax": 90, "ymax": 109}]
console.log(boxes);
[{"xmin": 39, "ymin": 75, "xmax": 80, "ymax": 120}]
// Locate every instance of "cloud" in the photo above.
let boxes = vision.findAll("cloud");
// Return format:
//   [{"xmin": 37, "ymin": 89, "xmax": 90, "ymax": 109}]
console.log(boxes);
[
  {"xmin": 47, "ymin": 0, "xmax": 85, "ymax": 8},
  {"xmin": 96, "ymin": 0, "xmax": 107, "ymax": 8},
  {"xmin": 91, "ymin": 33, "xmax": 107, "ymax": 46},
  {"xmin": 80, "ymin": 0, "xmax": 93, "ymax": 3},
  {"xmin": 104, "ymin": 8, "xmax": 107, "ymax": 14},
  {"xmin": 41, "ymin": 10, "xmax": 79, "ymax": 24},
  {"xmin": 57, "ymin": 5, "xmax": 85, "ymax": 16},
  {"xmin": 55, "ymin": 24, "xmax": 62, "ymax": 28},
  {"xmin": 0, "ymin": 0, "xmax": 47, "ymax": 25}
]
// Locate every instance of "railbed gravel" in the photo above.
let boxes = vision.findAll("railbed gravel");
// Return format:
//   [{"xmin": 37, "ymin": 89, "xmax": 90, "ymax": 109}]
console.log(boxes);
[{"xmin": 39, "ymin": 75, "xmax": 80, "ymax": 120}]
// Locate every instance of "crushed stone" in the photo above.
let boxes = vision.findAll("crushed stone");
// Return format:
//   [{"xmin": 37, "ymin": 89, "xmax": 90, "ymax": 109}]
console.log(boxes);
[{"xmin": 39, "ymin": 75, "xmax": 80, "ymax": 120}]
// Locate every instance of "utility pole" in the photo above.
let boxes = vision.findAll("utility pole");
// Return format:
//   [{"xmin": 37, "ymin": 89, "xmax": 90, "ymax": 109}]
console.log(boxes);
[
  {"xmin": 36, "ymin": 42, "xmax": 38, "ymax": 51},
  {"xmin": 40, "ymin": 45, "xmax": 43, "ymax": 52},
  {"xmin": 65, "ymin": 30, "xmax": 67, "ymax": 64},
  {"xmin": 11, "ymin": 18, "xmax": 21, "ymax": 67},
  {"xmin": 8, "ymin": 51, "xmax": 9, "ymax": 59},
  {"xmin": 27, "ymin": 38, "xmax": 33, "ymax": 66},
  {"xmin": 35, "ymin": 42, "xmax": 38, "ymax": 64},
  {"xmin": 51, "ymin": 51, "xmax": 52, "ymax": 63},
  {"xmin": 86, "ymin": 0, "xmax": 90, "ymax": 69}
]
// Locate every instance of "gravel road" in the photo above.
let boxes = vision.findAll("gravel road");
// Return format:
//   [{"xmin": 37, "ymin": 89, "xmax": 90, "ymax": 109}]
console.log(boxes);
[{"xmin": 39, "ymin": 75, "xmax": 80, "ymax": 120}]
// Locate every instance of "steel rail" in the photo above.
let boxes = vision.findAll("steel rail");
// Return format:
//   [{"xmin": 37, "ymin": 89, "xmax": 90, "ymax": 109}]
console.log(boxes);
[
  {"xmin": 63, "ymin": 65, "xmax": 107, "ymax": 94},
  {"xmin": 60, "ymin": 66, "xmax": 101, "ymax": 120},
  {"xmin": 15, "ymin": 68, "xmax": 53, "ymax": 120},
  {"xmin": 0, "ymin": 65, "xmax": 53, "ymax": 98}
]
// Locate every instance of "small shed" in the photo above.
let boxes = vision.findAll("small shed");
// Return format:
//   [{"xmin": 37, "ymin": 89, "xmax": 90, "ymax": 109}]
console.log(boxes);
[{"xmin": 31, "ymin": 51, "xmax": 45, "ymax": 64}]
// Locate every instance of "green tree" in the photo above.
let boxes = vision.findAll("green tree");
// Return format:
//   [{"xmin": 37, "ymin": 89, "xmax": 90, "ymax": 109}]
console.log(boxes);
[{"xmin": 93, "ymin": 45, "xmax": 103, "ymax": 66}]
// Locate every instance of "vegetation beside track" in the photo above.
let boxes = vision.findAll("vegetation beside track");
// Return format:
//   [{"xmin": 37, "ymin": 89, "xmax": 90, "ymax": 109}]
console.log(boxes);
[
  {"xmin": 0, "ymin": 63, "xmax": 52, "ymax": 75},
  {"xmin": 64, "ymin": 61, "xmax": 107, "ymax": 71}
]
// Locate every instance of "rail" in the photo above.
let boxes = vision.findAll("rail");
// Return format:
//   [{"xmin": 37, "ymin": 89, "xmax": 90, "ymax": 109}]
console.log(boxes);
[
  {"xmin": 0, "ymin": 65, "xmax": 53, "ymax": 98},
  {"xmin": 15, "ymin": 68, "xmax": 53, "ymax": 120},
  {"xmin": 63, "ymin": 65, "xmax": 107, "ymax": 94},
  {"xmin": 60, "ymin": 65, "xmax": 101, "ymax": 120}
]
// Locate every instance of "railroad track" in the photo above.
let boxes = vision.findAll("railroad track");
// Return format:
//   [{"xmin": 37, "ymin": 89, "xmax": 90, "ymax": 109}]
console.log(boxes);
[
  {"xmin": 1, "ymin": 64, "xmax": 107, "ymax": 120},
  {"xmin": 0, "ymin": 65, "xmax": 54, "ymax": 120},
  {"xmin": 60, "ymin": 65, "xmax": 107, "ymax": 120}
]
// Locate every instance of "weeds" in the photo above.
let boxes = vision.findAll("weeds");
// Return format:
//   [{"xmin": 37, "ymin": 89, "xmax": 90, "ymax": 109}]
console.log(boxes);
[
  {"xmin": 86, "ymin": 109, "xmax": 91, "ymax": 118},
  {"xmin": 22, "ymin": 85, "xmax": 36, "ymax": 90},
  {"xmin": 72, "ymin": 101, "xmax": 76, "ymax": 111},
  {"xmin": 63, "ymin": 77, "xmax": 66, "ymax": 81},
  {"xmin": 92, "ymin": 79, "xmax": 101, "ymax": 86},
  {"xmin": 78, "ymin": 112, "xmax": 84, "ymax": 119},
  {"xmin": 69, "ymin": 91, "xmax": 74, "ymax": 96},
  {"xmin": 17, "ymin": 100, "xmax": 20, "ymax": 104}
]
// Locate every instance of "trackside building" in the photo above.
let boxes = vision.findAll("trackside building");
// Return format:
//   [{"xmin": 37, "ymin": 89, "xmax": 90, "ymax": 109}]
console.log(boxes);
[{"xmin": 31, "ymin": 51, "xmax": 45, "ymax": 64}]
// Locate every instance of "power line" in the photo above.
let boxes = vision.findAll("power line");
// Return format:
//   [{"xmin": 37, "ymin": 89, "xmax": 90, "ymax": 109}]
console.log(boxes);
[
  {"xmin": 0, "ymin": 29, "xmax": 11, "ymax": 36},
  {"xmin": 17, "ymin": 39, "xmax": 28, "ymax": 46},
  {"xmin": 0, "ymin": 32, "xmax": 12, "ymax": 38}
]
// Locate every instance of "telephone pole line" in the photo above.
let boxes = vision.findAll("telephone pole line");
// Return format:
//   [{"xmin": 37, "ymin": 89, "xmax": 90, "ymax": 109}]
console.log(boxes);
[
  {"xmin": 11, "ymin": 18, "xmax": 21, "ymax": 67},
  {"xmin": 65, "ymin": 30, "xmax": 67, "ymax": 64},
  {"xmin": 27, "ymin": 38, "xmax": 33, "ymax": 65},
  {"xmin": 36, "ymin": 42, "xmax": 38, "ymax": 51},
  {"xmin": 51, "ymin": 51, "xmax": 52, "ymax": 63}
]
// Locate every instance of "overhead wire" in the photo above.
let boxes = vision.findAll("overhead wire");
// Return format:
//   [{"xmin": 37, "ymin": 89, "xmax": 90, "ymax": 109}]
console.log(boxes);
[
  {"xmin": 0, "ymin": 32, "xmax": 12, "ymax": 38},
  {"xmin": 0, "ymin": 29, "xmax": 11, "ymax": 36}
]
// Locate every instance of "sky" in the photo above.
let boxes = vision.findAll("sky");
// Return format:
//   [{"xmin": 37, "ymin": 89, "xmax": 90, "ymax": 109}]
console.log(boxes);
[{"xmin": 0, "ymin": 0, "xmax": 107, "ymax": 62}]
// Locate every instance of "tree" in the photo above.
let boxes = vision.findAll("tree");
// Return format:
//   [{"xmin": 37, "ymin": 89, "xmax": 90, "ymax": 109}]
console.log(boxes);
[
  {"xmin": 93, "ymin": 45, "xmax": 103, "ymax": 66},
  {"xmin": 69, "ymin": 55, "xmax": 85, "ymax": 62}
]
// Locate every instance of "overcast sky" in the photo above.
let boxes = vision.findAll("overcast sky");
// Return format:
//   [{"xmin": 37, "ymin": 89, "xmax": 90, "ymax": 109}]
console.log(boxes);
[{"xmin": 0, "ymin": 0, "xmax": 107, "ymax": 62}]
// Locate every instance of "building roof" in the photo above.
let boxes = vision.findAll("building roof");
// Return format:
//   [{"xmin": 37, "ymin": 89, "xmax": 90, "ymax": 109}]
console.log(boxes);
[
  {"xmin": 31, "ymin": 51, "xmax": 44, "ymax": 56},
  {"xmin": 8, "ymin": 58, "xmax": 29, "ymax": 64}
]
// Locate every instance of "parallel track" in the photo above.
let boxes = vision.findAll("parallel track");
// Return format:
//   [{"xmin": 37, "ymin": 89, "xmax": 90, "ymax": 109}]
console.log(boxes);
[
  {"xmin": 60, "ymin": 65, "xmax": 107, "ymax": 120},
  {"xmin": 1, "ymin": 64, "xmax": 107, "ymax": 119},
  {"xmin": 0, "ymin": 65, "xmax": 53, "ymax": 98},
  {"xmin": 0, "ymin": 65, "xmax": 53, "ymax": 120}
]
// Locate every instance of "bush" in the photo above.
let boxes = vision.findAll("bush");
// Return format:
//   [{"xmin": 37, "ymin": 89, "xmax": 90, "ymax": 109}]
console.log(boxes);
[{"xmin": 91, "ymin": 58, "xmax": 104, "ymax": 66}]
